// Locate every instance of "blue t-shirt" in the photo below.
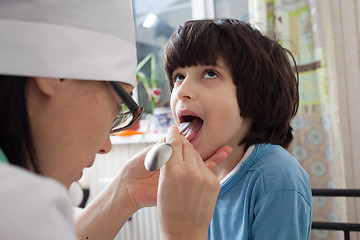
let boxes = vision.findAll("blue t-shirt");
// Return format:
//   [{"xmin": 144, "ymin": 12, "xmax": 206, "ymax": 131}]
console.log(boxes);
[{"xmin": 208, "ymin": 144, "xmax": 312, "ymax": 240}]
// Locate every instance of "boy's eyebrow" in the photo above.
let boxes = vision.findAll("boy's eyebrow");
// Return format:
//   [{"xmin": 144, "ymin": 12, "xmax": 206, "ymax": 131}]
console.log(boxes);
[
  {"xmin": 171, "ymin": 62, "xmax": 228, "ymax": 74},
  {"xmin": 205, "ymin": 62, "xmax": 228, "ymax": 72},
  {"xmin": 214, "ymin": 63, "xmax": 227, "ymax": 71}
]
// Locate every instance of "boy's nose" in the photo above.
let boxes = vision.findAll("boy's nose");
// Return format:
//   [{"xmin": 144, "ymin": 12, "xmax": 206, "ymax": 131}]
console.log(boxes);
[{"xmin": 176, "ymin": 77, "xmax": 197, "ymax": 101}]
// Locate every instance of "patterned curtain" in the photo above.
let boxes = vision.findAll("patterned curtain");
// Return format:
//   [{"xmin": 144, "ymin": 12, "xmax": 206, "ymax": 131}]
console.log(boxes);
[{"xmin": 249, "ymin": 0, "xmax": 346, "ymax": 239}]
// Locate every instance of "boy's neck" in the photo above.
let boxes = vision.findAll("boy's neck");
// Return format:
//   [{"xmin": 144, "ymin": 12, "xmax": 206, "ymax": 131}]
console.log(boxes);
[{"xmin": 213, "ymin": 144, "xmax": 247, "ymax": 181}]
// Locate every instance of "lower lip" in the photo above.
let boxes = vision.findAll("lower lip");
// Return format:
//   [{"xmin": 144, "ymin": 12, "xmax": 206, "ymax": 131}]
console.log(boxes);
[
  {"xmin": 78, "ymin": 170, "xmax": 83, "ymax": 180},
  {"xmin": 78, "ymin": 160, "xmax": 94, "ymax": 180}
]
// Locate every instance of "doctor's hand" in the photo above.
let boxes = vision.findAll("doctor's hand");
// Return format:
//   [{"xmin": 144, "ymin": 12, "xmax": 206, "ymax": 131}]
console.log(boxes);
[
  {"xmin": 117, "ymin": 127, "xmax": 231, "ymax": 213},
  {"xmin": 117, "ymin": 145, "xmax": 160, "ymax": 211},
  {"xmin": 157, "ymin": 126, "xmax": 232, "ymax": 240}
]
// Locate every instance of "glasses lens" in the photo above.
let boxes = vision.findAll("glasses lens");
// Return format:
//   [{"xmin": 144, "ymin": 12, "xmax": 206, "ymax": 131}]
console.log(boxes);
[
  {"xmin": 119, "ymin": 102, "xmax": 129, "ymax": 114},
  {"xmin": 111, "ymin": 103, "xmax": 133, "ymax": 132},
  {"xmin": 111, "ymin": 112, "xmax": 134, "ymax": 132}
]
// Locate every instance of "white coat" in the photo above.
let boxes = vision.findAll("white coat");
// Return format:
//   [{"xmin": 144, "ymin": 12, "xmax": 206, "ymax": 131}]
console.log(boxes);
[{"xmin": 0, "ymin": 163, "xmax": 78, "ymax": 239}]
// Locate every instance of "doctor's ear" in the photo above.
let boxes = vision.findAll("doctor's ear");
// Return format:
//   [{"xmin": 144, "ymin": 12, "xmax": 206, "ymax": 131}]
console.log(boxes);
[{"xmin": 32, "ymin": 77, "xmax": 65, "ymax": 96}]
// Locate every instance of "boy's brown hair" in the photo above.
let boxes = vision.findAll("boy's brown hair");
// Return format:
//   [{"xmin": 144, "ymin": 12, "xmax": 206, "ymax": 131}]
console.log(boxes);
[{"xmin": 164, "ymin": 18, "xmax": 299, "ymax": 149}]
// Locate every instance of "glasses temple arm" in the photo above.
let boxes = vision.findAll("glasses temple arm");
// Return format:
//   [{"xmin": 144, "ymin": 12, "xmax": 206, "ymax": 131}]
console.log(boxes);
[{"xmin": 108, "ymin": 81, "xmax": 139, "ymax": 113}]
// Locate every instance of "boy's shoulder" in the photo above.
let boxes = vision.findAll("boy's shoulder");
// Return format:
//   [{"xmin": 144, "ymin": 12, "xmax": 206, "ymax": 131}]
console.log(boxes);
[
  {"xmin": 249, "ymin": 144, "xmax": 311, "ymax": 196},
  {"xmin": 250, "ymin": 143, "xmax": 302, "ymax": 171}
]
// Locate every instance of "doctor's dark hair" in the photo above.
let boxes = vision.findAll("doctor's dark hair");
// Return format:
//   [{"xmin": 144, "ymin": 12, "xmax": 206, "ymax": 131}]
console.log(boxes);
[
  {"xmin": 164, "ymin": 19, "xmax": 299, "ymax": 149},
  {"xmin": 0, "ymin": 76, "xmax": 40, "ymax": 173}
]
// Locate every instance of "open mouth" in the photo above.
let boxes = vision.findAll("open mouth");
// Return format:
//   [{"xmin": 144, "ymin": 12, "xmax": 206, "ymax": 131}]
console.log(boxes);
[{"xmin": 180, "ymin": 115, "xmax": 204, "ymax": 142}]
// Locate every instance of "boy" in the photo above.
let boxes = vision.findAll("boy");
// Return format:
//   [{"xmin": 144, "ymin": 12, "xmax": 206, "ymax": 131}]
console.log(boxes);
[{"xmin": 164, "ymin": 18, "xmax": 312, "ymax": 239}]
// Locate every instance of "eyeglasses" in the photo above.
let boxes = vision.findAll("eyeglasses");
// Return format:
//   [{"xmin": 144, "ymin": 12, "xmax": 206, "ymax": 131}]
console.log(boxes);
[{"xmin": 108, "ymin": 81, "xmax": 143, "ymax": 133}]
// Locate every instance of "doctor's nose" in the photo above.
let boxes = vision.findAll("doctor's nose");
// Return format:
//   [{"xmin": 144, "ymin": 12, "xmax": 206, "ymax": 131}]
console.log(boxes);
[{"xmin": 98, "ymin": 137, "xmax": 112, "ymax": 154}]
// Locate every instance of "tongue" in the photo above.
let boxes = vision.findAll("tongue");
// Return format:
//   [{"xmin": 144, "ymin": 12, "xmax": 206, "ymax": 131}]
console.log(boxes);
[{"xmin": 181, "ymin": 118, "xmax": 203, "ymax": 141}]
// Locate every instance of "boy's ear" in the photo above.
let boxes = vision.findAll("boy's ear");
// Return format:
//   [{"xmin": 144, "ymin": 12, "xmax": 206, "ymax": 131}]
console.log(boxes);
[{"xmin": 33, "ymin": 77, "xmax": 65, "ymax": 96}]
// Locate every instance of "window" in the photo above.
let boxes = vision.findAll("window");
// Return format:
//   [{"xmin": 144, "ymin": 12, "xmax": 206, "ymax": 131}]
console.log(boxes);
[
  {"xmin": 133, "ymin": 0, "xmax": 192, "ymax": 113},
  {"xmin": 215, "ymin": 0, "xmax": 248, "ymax": 20}
]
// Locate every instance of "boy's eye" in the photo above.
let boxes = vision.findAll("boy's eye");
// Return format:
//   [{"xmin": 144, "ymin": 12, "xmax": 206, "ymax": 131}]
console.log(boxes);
[
  {"xmin": 204, "ymin": 70, "xmax": 218, "ymax": 79},
  {"xmin": 173, "ymin": 74, "xmax": 185, "ymax": 83}
]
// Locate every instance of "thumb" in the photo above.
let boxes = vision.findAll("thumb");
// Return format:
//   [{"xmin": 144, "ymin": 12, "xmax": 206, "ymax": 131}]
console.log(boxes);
[{"xmin": 204, "ymin": 146, "xmax": 233, "ymax": 171}]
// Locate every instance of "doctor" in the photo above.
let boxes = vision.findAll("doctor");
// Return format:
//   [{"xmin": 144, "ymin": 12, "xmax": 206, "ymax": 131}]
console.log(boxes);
[{"xmin": 0, "ymin": 0, "xmax": 232, "ymax": 239}]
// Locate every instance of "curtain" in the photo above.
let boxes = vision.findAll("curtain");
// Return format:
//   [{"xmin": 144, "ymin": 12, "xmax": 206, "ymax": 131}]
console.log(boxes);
[{"xmin": 249, "ymin": 0, "xmax": 346, "ymax": 239}]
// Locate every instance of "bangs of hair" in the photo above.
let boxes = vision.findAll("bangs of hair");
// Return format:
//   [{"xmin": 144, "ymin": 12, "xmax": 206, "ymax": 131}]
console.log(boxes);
[{"xmin": 165, "ymin": 20, "xmax": 230, "ymax": 89}]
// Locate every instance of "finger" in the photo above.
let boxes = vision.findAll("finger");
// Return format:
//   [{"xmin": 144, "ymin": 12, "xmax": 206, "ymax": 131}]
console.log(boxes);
[
  {"xmin": 204, "ymin": 146, "xmax": 233, "ymax": 171},
  {"xmin": 180, "ymin": 135, "xmax": 201, "ymax": 166},
  {"xmin": 137, "ymin": 144, "xmax": 154, "ymax": 159},
  {"xmin": 129, "ymin": 144, "xmax": 154, "ymax": 169},
  {"xmin": 165, "ymin": 125, "xmax": 180, "ymax": 142},
  {"xmin": 164, "ymin": 126, "xmax": 183, "ymax": 164}
]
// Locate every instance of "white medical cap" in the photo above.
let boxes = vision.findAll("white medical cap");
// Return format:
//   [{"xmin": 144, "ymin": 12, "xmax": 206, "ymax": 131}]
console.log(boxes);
[{"xmin": 0, "ymin": 0, "xmax": 137, "ymax": 87}]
